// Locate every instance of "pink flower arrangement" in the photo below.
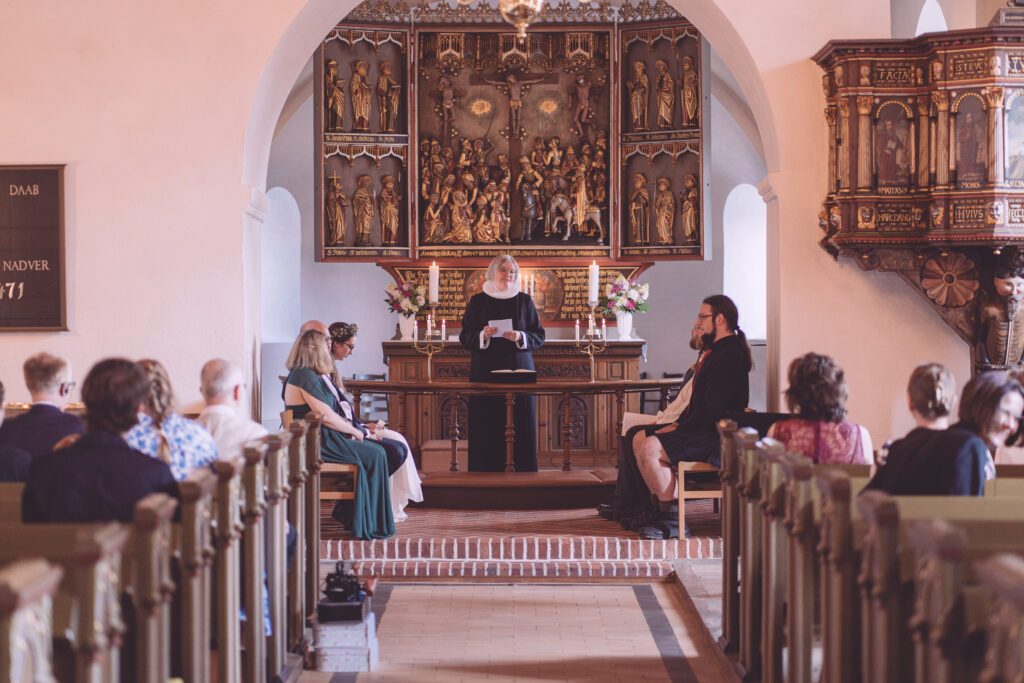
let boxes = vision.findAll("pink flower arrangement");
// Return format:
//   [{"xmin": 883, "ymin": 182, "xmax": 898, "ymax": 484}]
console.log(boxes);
[
  {"xmin": 385, "ymin": 281, "xmax": 427, "ymax": 318},
  {"xmin": 603, "ymin": 275, "xmax": 651, "ymax": 315}
]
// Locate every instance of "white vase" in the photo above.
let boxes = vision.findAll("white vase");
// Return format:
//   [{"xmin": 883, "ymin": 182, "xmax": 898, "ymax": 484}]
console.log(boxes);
[
  {"xmin": 615, "ymin": 311, "xmax": 633, "ymax": 340},
  {"xmin": 398, "ymin": 315, "xmax": 416, "ymax": 341}
]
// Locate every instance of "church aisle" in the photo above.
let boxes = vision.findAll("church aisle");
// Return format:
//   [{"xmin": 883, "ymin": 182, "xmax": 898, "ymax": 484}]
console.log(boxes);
[{"xmin": 300, "ymin": 582, "xmax": 738, "ymax": 682}]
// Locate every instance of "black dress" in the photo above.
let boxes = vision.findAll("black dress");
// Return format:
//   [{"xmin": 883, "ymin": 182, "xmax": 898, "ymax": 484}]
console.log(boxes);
[
  {"xmin": 459, "ymin": 290, "xmax": 545, "ymax": 471},
  {"xmin": 862, "ymin": 425, "xmax": 988, "ymax": 496}
]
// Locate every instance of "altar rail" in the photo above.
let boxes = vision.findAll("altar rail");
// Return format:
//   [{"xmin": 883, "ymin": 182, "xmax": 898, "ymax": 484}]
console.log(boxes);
[{"xmin": 345, "ymin": 377, "xmax": 683, "ymax": 472}]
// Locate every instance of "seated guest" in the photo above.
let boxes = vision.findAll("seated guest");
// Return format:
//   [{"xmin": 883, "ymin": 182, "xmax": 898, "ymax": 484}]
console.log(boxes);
[
  {"xmin": 633, "ymin": 295, "xmax": 752, "ymax": 539},
  {"xmin": 0, "ymin": 381, "xmax": 31, "ymax": 482},
  {"xmin": 0, "ymin": 352, "xmax": 83, "ymax": 458},
  {"xmin": 125, "ymin": 359, "xmax": 218, "ymax": 480},
  {"xmin": 22, "ymin": 358, "xmax": 178, "ymax": 523},
  {"xmin": 284, "ymin": 329, "xmax": 395, "ymax": 540},
  {"xmin": 329, "ymin": 321, "xmax": 422, "ymax": 520},
  {"xmin": 767, "ymin": 353, "xmax": 873, "ymax": 465},
  {"xmin": 599, "ymin": 321, "xmax": 704, "ymax": 528},
  {"xmin": 196, "ymin": 358, "xmax": 268, "ymax": 460},
  {"xmin": 865, "ymin": 366, "xmax": 1021, "ymax": 496},
  {"xmin": 996, "ymin": 367, "xmax": 1024, "ymax": 466}
]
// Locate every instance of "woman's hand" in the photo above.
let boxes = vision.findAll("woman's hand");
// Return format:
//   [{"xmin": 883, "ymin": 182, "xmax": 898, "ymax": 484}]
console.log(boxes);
[
  {"xmin": 482, "ymin": 325, "xmax": 499, "ymax": 340},
  {"xmin": 502, "ymin": 330, "xmax": 521, "ymax": 342},
  {"xmin": 349, "ymin": 428, "xmax": 365, "ymax": 442}
]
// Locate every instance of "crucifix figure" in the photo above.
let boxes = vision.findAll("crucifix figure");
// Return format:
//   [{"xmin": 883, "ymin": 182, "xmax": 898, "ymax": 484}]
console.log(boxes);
[{"xmin": 480, "ymin": 71, "xmax": 547, "ymax": 138}]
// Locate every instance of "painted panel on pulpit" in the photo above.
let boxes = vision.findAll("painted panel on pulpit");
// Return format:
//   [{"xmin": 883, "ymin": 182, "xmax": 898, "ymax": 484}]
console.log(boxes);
[
  {"xmin": 874, "ymin": 103, "xmax": 911, "ymax": 189},
  {"xmin": 1006, "ymin": 94, "xmax": 1024, "ymax": 185},
  {"xmin": 955, "ymin": 94, "xmax": 987, "ymax": 189},
  {"xmin": 415, "ymin": 31, "xmax": 612, "ymax": 259}
]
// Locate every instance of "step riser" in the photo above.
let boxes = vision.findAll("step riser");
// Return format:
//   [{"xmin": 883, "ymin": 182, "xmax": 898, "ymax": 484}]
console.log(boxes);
[{"xmin": 348, "ymin": 561, "xmax": 677, "ymax": 579}]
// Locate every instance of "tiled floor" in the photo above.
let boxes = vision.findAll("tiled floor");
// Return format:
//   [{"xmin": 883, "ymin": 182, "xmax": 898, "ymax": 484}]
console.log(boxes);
[{"xmin": 299, "ymin": 581, "xmax": 738, "ymax": 682}]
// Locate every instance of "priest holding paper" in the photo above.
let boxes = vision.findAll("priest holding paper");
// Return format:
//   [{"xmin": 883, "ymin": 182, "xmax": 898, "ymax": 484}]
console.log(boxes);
[{"xmin": 460, "ymin": 254, "xmax": 546, "ymax": 471}]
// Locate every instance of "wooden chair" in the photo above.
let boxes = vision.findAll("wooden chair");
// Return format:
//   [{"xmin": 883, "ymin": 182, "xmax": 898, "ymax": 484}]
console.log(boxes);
[
  {"xmin": 352, "ymin": 372, "xmax": 388, "ymax": 423},
  {"xmin": 0, "ymin": 559, "xmax": 63, "ymax": 683},
  {"xmin": 676, "ymin": 461, "xmax": 721, "ymax": 533},
  {"xmin": 282, "ymin": 409, "xmax": 360, "ymax": 509},
  {"xmin": 974, "ymin": 553, "xmax": 1024, "ymax": 683}
]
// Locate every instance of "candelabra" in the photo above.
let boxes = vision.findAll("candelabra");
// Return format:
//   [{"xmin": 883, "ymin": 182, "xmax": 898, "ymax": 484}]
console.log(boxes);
[
  {"xmin": 575, "ymin": 305, "xmax": 608, "ymax": 382},
  {"xmin": 412, "ymin": 305, "xmax": 446, "ymax": 383}
]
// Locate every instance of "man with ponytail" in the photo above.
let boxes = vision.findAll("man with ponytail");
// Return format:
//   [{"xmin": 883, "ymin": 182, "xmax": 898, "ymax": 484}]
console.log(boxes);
[{"xmin": 631, "ymin": 294, "xmax": 751, "ymax": 539}]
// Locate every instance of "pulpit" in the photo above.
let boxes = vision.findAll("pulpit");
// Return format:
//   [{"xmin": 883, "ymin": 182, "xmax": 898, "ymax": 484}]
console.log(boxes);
[{"xmin": 380, "ymin": 339, "xmax": 644, "ymax": 468}]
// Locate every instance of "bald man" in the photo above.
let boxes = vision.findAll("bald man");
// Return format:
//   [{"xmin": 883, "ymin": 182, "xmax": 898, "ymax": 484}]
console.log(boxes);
[
  {"xmin": 196, "ymin": 359, "xmax": 267, "ymax": 461},
  {"xmin": 299, "ymin": 320, "xmax": 329, "ymax": 336}
]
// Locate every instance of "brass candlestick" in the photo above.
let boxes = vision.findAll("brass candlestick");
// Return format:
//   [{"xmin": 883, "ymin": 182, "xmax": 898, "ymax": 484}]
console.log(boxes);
[
  {"xmin": 412, "ymin": 305, "xmax": 446, "ymax": 383},
  {"xmin": 575, "ymin": 305, "xmax": 608, "ymax": 382}
]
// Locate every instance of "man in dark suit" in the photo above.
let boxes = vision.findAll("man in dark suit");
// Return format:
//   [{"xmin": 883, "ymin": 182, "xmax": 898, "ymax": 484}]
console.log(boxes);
[
  {"xmin": 0, "ymin": 381, "xmax": 31, "ymax": 482},
  {"xmin": 22, "ymin": 358, "xmax": 178, "ymax": 523},
  {"xmin": 0, "ymin": 352, "xmax": 84, "ymax": 459}
]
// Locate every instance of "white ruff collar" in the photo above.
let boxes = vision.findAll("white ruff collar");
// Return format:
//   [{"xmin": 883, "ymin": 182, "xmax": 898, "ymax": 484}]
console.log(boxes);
[{"xmin": 482, "ymin": 281, "xmax": 521, "ymax": 299}]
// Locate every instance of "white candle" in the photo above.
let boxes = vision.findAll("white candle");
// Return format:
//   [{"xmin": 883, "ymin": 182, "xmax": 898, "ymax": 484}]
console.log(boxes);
[
  {"xmin": 588, "ymin": 261, "xmax": 600, "ymax": 305},
  {"xmin": 441, "ymin": 319, "xmax": 446, "ymax": 339},
  {"xmin": 428, "ymin": 262, "xmax": 440, "ymax": 304},
  {"xmin": 588, "ymin": 313, "xmax": 595, "ymax": 335},
  {"xmin": 531, "ymin": 274, "xmax": 536, "ymax": 296},
  {"xmin": 427, "ymin": 314, "xmax": 433, "ymax": 335},
  {"xmin": 574, "ymin": 319, "xmax": 580, "ymax": 341},
  {"xmin": 413, "ymin": 320, "xmax": 419, "ymax": 341},
  {"xmin": 601, "ymin": 317, "xmax": 607, "ymax": 340}
]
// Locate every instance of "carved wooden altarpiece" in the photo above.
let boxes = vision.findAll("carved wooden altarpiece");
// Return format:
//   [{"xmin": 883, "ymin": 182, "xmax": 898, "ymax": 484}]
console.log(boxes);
[{"xmin": 815, "ymin": 16, "xmax": 1024, "ymax": 372}]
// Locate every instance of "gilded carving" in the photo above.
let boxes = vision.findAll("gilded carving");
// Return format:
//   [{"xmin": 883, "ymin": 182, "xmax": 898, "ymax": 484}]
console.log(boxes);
[
  {"xmin": 655, "ymin": 59, "xmax": 676, "ymax": 129},
  {"xmin": 627, "ymin": 61, "xmax": 650, "ymax": 131},
  {"xmin": 978, "ymin": 250, "xmax": 1024, "ymax": 370},
  {"xmin": 654, "ymin": 177, "xmax": 675, "ymax": 244},
  {"xmin": 376, "ymin": 61, "xmax": 401, "ymax": 132},
  {"xmin": 681, "ymin": 56, "xmax": 699, "ymax": 127},
  {"xmin": 920, "ymin": 251, "xmax": 979, "ymax": 307},
  {"xmin": 350, "ymin": 60, "xmax": 372, "ymax": 132},
  {"xmin": 856, "ymin": 95, "xmax": 874, "ymax": 115},
  {"xmin": 352, "ymin": 174, "xmax": 375, "ymax": 246},
  {"xmin": 857, "ymin": 206, "xmax": 875, "ymax": 229},
  {"xmin": 859, "ymin": 64, "xmax": 871, "ymax": 86},
  {"xmin": 681, "ymin": 174, "xmax": 699, "ymax": 241}
]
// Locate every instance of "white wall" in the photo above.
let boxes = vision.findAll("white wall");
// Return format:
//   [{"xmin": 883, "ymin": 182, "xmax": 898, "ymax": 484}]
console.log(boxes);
[{"xmin": 723, "ymin": 183, "xmax": 767, "ymax": 341}]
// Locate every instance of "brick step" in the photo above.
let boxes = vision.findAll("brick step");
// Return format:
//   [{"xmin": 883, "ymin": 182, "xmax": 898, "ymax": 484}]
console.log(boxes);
[
  {"xmin": 321, "ymin": 536, "xmax": 721, "ymax": 564},
  {"xmin": 347, "ymin": 560, "xmax": 678, "ymax": 579}
]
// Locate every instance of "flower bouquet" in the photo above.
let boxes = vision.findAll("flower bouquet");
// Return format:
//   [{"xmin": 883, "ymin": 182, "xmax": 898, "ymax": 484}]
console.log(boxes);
[
  {"xmin": 385, "ymin": 281, "xmax": 427, "ymax": 318},
  {"xmin": 602, "ymin": 275, "xmax": 649, "ymax": 340}
]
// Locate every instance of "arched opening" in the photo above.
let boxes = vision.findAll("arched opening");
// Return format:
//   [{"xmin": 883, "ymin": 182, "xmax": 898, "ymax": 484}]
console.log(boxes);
[
  {"xmin": 915, "ymin": 0, "xmax": 948, "ymax": 35},
  {"xmin": 723, "ymin": 183, "xmax": 767, "ymax": 341},
  {"xmin": 261, "ymin": 186, "xmax": 301, "ymax": 344}
]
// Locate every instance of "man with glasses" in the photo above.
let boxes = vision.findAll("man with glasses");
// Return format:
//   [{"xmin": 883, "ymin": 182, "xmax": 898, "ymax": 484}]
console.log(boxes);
[{"xmin": 0, "ymin": 352, "xmax": 84, "ymax": 459}]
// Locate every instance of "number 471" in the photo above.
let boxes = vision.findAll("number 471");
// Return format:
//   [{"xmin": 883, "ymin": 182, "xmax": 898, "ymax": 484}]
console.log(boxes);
[{"xmin": 0, "ymin": 283, "xmax": 24, "ymax": 300}]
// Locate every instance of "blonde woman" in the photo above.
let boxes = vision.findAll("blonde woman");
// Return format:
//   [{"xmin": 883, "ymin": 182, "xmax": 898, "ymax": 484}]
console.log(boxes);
[
  {"xmin": 283, "ymin": 329, "xmax": 394, "ymax": 540},
  {"xmin": 125, "ymin": 359, "xmax": 218, "ymax": 481}
]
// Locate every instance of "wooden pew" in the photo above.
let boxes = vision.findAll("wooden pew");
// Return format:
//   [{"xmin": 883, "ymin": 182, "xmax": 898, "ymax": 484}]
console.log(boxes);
[
  {"xmin": 782, "ymin": 463, "xmax": 869, "ymax": 683},
  {"xmin": 0, "ymin": 484, "xmax": 21, "ymax": 522},
  {"xmin": 241, "ymin": 442, "xmax": 268, "ymax": 683},
  {"xmin": 0, "ymin": 523, "xmax": 128, "ymax": 682},
  {"xmin": 175, "ymin": 467, "xmax": 216, "ymax": 683},
  {"xmin": 736, "ymin": 426, "xmax": 762, "ymax": 679},
  {"xmin": 0, "ymin": 559, "xmax": 63, "ymax": 682},
  {"xmin": 855, "ymin": 492, "xmax": 1024, "ymax": 683},
  {"xmin": 304, "ymin": 415, "xmax": 323, "ymax": 625},
  {"xmin": 717, "ymin": 419, "xmax": 741, "ymax": 652},
  {"xmin": 212, "ymin": 458, "xmax": 244, "ymax": 683},
  {"xmin": 287, "ymin": 420, "xmax": 310, "ymax": 654},
  {"xmin": 974, "ymin": 553, "xmax": 1024, "ymax": 683},
  {"xmin": 756, "ymin": 438, "xmax": 790, "ymax": 683},
  {"xmin": 263, "ymin": 432, "xmax": 291, "ymax": 679},
  {"xmin": 906, "ymin": 518, "xmax": 1024, "ymax": 683}
]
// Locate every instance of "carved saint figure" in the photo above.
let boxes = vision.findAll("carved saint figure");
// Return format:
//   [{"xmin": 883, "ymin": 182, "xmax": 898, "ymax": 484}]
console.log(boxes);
[
  {"xmin": 530, "ymin": 138, "xmax": 546, "ymax": 169},
  {"xmin": 655, "ymin": 60, "xmax": 676, "ymax": 129},
  {"xmin": 324, "ymin": 59, "xmax": 346, "ymax": 132},
  {"xmin": 491, "ymin": 194, "xmax": 510, "ymax": 244},
  {"xmin": 654, "ymin": 177, "xmax": 675, "ymax": 245},
  {"xmin": 681, "ymin": 174, "xmax": 699, "ymax": 241},
  {"xmin": 457, "ymin": 138, "xmax": 474, "ymax": 175},
  {"xmin": 352, "ymin": 174, "xmax": 375, "ymax": 246},
  {"xmin": 681, "ymin": 56, "xmax": 698, "ymax": 127},
  {"xmin": 629, "ymin": 173, "xmax": 650, "ymax": 244},
  {"xmin": 627, "ymin": 60, "xmax": 649, "ymax": 131},
  {"xmin": 572, "ymin": 74, "xmax": 595, "ymax": 137},
  {"xmin": 957, "ymin": 109, "xmax": 986, "ymax": 180},
  {"xmin": 325, "ymin": 175, "xmax": 350, "ymax": 245},
  {"xmin": 350, "ymin": 61, "xmax": 372, "ymax": 132},
  {"xmin": 422, "ymin": 193, "xmax": 444, "ymax": 244},
  {"xmin": 378, "ymin": 175, "xmax": 399, "ymax": 245},
  {"xmin": 443, "ymin": 189, "xmax": 473, "ymax": 243},
  {"xmin": 472, "ymin": 194, "xmax": 498, "ymax": 244},
  {"xmin": 376, "ymin": 61, "xmax": 400, "ymax": 132},
  {"xmin": 515, "ymin": 156, "xmax": 544, "ymax": 241},
  {"xmin": 978, "ymin": 262, "xmax": 1024, "ymax": 371},
  {"xmin": 544, "ymin": 137, "xmax": 563, "ymax": 170},
  {"xmin": 436, "ymin": 76, "xmax": 458, "ymax": 146},
  {"xmin": 482, "ymin": 71, "xmax": 546, "ymax": 137},
  {"xmin": 571, "ymin": 163, "xmax": 589, "ymax": 233},
  {"xmin": 875, "ymin": 118, "xmax": 906, "ymax": 185}
]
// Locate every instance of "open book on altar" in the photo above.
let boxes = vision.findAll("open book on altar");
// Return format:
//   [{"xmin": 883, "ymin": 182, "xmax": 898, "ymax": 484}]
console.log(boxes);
[
  {"xmin": 491, "ymin": 369, "xmax": 537, "ymax": 373},
  {"xmin": 489, "ymin": 368, "xmax": 537, "ymax": 384},
  {"xmin": 621, "ymin": 411, "xmax": 658, "ymax": 436}
]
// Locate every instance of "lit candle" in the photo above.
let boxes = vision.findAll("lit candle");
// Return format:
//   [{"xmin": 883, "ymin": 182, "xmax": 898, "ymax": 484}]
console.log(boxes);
[
  {"xmin": 441, "ymin": 319, "xmax": 447, "ymax": 339},
  {"xmin": 588, "ymin": 313, "xmax": 595, "ymax": 336},
  {"xmin": 427, "ymin": 313, "xmax": 433, "ymax": 336},
  {"xmin": 574, "ymin": 318, "xmax": 580, "ymax": 341},
  {"xmin": 601, "ymin": 317, "xmax": 607, "ymax": 340},
  {"xmin": 413, "ymin": 319, "xmax": 419, "ymax": 341},
  {"xmin": 428, "ymin": 262, "xmax": 440, "ymax": 304},
  {"xmin": 588, "ymin": 261, "xmax": 600, "ymax": 305}
]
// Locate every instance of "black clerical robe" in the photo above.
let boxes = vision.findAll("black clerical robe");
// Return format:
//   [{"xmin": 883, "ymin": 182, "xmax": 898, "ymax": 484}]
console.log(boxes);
[{"xmin": 459, "ymin": 290, "xmax": 545, "ymax": 471}]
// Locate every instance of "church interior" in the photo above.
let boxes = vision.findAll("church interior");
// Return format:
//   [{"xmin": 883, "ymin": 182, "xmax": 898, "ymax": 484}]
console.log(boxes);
[{"xmin": 4, "ymin": 0, "xmax": 1024, "ymax": 681}]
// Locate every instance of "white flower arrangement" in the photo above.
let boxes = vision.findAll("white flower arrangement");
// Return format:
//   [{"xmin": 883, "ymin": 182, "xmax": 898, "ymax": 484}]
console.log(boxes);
[
  {"xmin": 385, "ymin": 281, "xmax": 429, "ymax": 318},
  {"xmin": 603, "ymin": 275, "xmax": 651, "ymax": 315}
]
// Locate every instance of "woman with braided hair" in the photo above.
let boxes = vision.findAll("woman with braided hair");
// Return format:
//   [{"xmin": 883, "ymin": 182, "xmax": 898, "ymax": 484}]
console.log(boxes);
[
  {"xmin": 125, "ymin": 358, "xmax": 218, "ymax": 480},
  {"xmin": 767, "ymin": 353, "xmax": 873, "ymax": 465}
]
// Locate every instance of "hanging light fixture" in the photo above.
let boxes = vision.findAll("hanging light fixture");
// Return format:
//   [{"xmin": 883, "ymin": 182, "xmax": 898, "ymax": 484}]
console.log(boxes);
[{"xmin": 499, "ymin": 0, "xmax": 544, "ymax": 39}]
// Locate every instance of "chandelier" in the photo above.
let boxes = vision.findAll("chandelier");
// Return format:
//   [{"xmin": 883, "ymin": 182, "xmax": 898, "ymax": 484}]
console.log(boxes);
[{"xmin": 498, "ymin": 0, "xmax": 546, "ymax": 39}]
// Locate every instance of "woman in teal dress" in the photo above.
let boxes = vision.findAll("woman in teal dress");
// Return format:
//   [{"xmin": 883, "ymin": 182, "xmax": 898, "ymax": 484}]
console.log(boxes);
[{"xmin": 283, "ymin": 329, "xmax": 395, "ymax": 539}]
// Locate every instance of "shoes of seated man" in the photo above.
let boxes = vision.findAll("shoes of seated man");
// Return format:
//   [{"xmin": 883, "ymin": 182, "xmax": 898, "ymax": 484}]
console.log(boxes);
[
  {"xmin": 637, "ymin": 506, "xmax": 690, "ymax": 539},
  {"xmin": 596, "ymin": 503, "xmax": 616, "ymax": 520}
]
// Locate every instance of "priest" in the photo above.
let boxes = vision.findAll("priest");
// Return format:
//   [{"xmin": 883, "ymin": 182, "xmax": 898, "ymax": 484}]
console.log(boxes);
[{"xmin": 459, "ymin": 255, "xmax": 546, "ymax": 471}]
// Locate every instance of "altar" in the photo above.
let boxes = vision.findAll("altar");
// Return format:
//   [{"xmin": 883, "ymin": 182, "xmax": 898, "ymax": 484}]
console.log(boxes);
[{"xmin": 379, "ymin": 339, "xmax": 646, "ymax": 469}]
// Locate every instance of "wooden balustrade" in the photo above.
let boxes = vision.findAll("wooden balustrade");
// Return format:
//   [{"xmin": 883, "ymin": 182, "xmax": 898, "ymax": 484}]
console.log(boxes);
[
  {"xmin": 0, "ymin": 559, "xmax": 63, "ymax": 683},
  {"xmin": 346, "ymin": 377, "xmax": 683, "ymax": 472},
  {"xmin": 974, "ymin": 553, "xmax": 1024, "ymax": 683},
  {"xmin": 716, "ymin": 419, "xmax": 740, "ymax": 653}
]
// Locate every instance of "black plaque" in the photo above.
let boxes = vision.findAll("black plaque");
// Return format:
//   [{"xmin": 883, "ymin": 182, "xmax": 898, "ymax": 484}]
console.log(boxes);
[{"xmin": 0, "ymin": 165, "xmax": 66, "ymax": 330}]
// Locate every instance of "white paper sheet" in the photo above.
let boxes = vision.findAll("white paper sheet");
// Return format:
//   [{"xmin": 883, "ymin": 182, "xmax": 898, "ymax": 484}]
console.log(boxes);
[{"xmin": 488, "ymin": 318, "xmax": 514, "ymax": 336}]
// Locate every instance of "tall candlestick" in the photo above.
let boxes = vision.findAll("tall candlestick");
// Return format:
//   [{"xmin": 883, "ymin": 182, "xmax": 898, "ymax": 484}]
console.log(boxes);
[
  {"xmin": 574, "ymin": 319, "xmax": 580, "ymax": 341},
  {"xmin": 601, "ymin": 317, "xmax": 607, "ymax": 340},
  {"xmin": 428, "ymin": 262, "xmax": 440, "ymax": 304},
  {"xmin": 588, "ymin": 261, "xmax": 600, "ymax": 305}
]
